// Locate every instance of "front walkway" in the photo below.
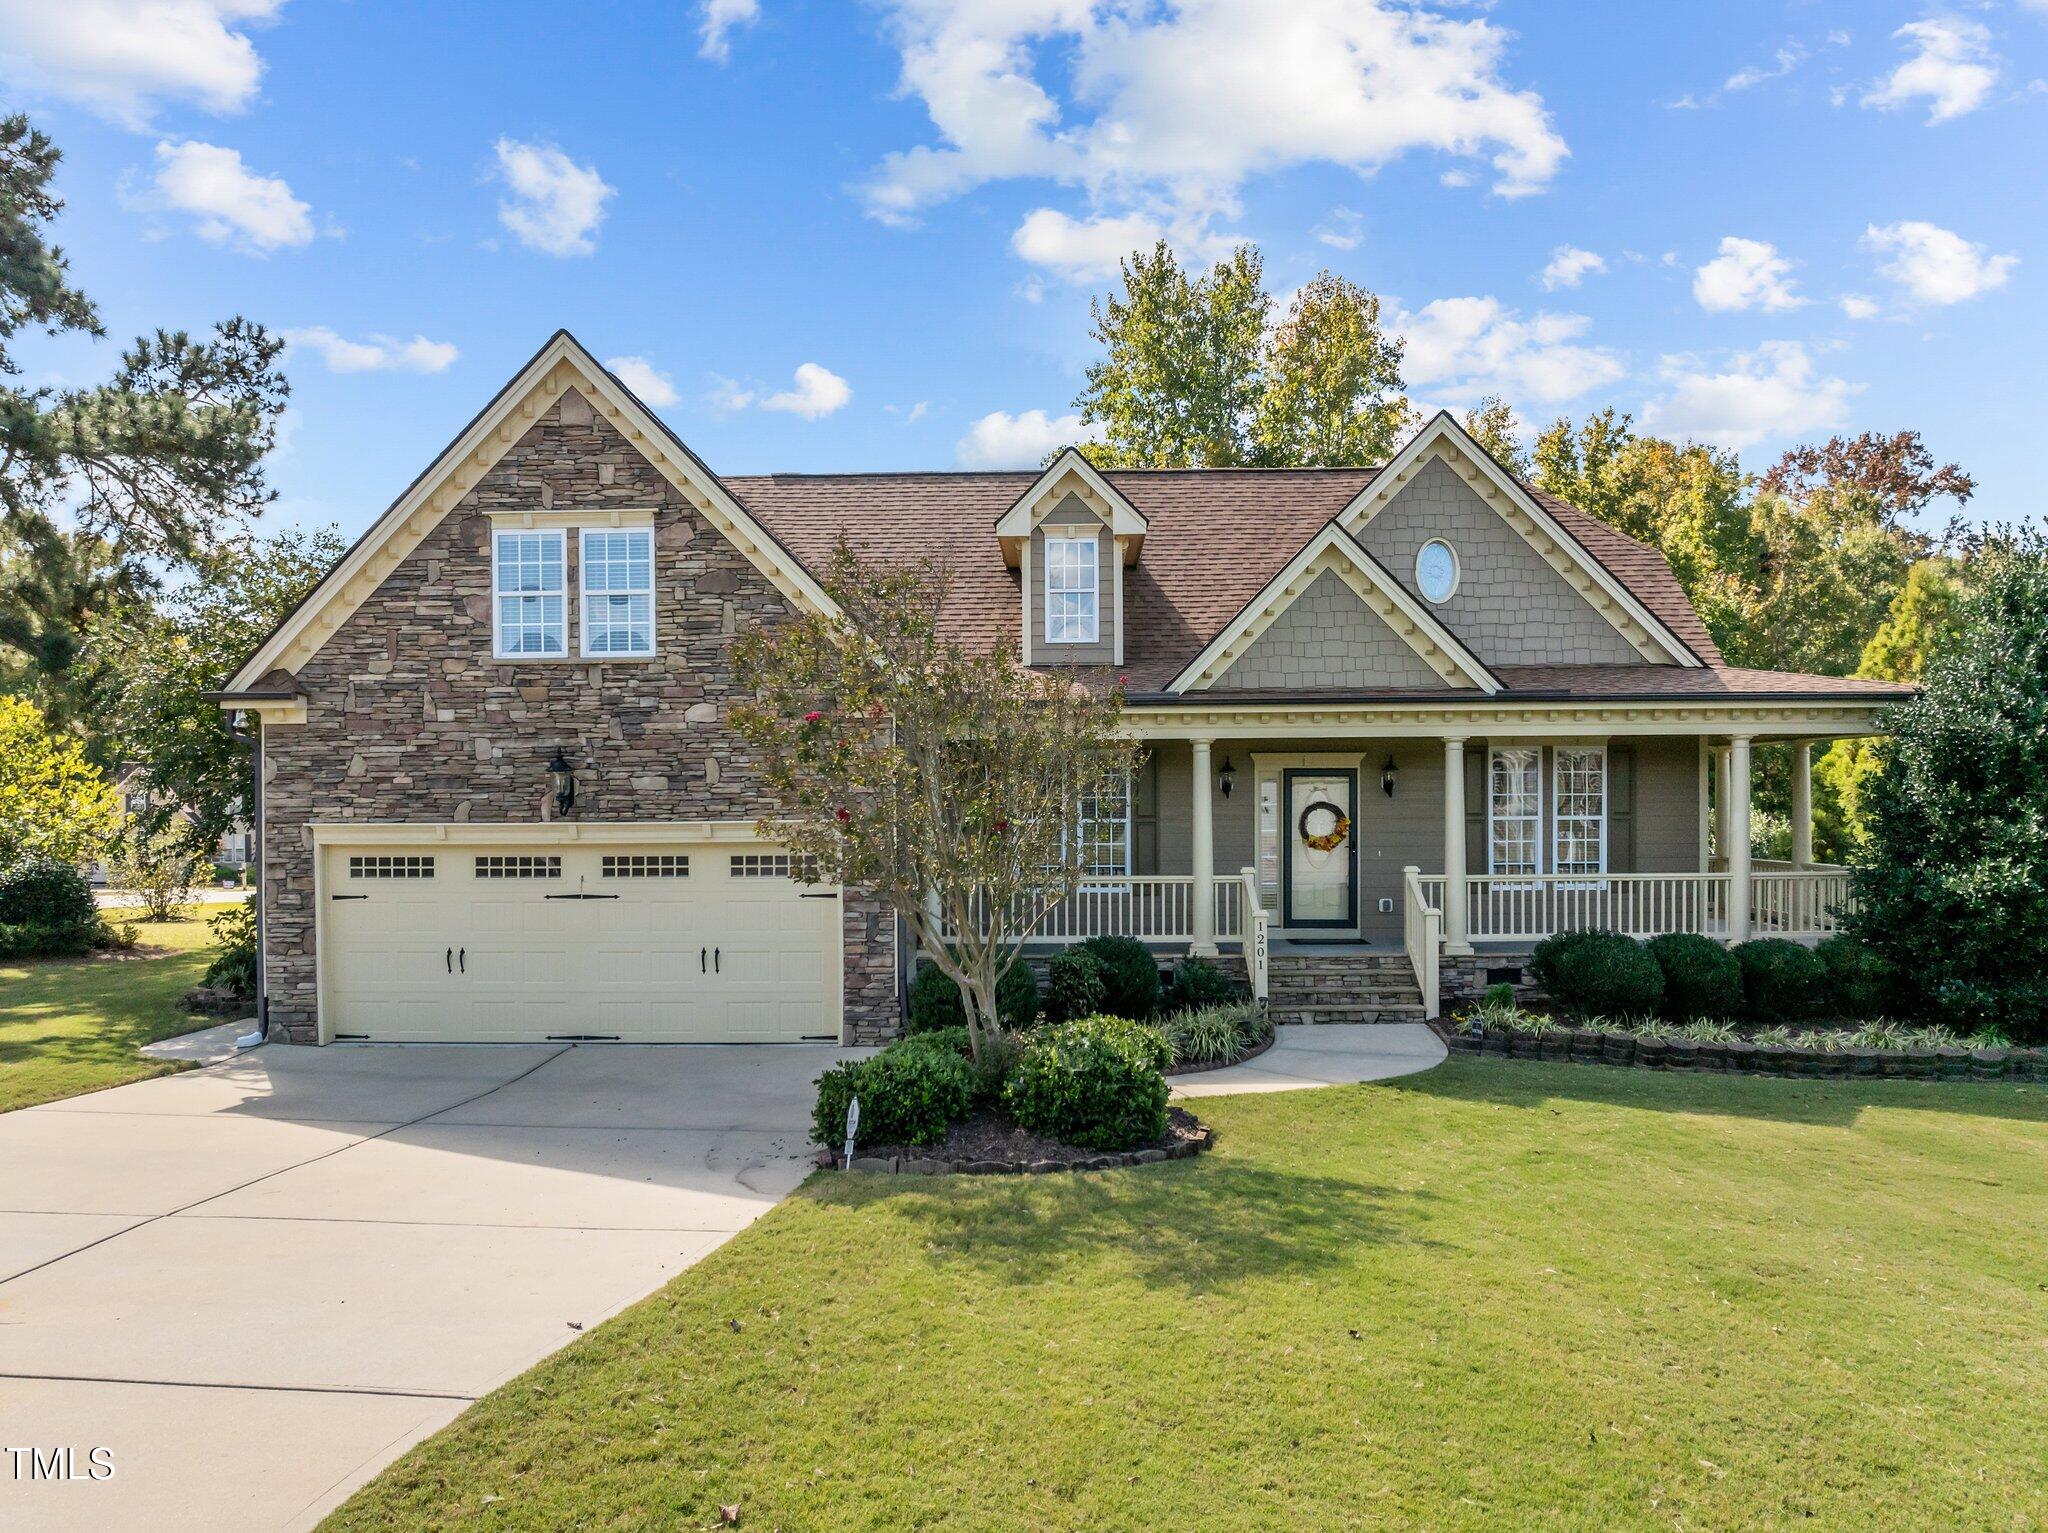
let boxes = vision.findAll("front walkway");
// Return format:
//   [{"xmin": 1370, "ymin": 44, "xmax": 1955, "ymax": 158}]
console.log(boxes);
[{"xmin": 1172, "ymin": 1021, "xmax": 1445, "ymax": 1096}]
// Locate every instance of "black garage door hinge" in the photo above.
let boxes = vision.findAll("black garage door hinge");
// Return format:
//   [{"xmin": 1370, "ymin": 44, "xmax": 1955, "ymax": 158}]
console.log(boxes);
[
  {"xmin": 543, "ymin": 892, "xmax": 620, "ymax": 900},
  {"xmin": 546, "ymin": 1033, "xmax": 622, "ymax": 1042},
  {"xmin": 330, "ymin": 893, "xmax": 369, "ymax": 901},
  {"xmin": 799, "ymin": 892, "xmax": 837, "ymax": 899}
]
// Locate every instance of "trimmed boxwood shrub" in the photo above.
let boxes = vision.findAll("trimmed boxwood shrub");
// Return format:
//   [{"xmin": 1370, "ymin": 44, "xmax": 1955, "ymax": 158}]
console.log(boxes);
[
  {"xmin": 1736, "ymin": 938, "xmax": 1828, "ymax": 1023},
  {"xmin": 1078, "ymin": 934, "xmax": 1161, "ymax": 1020},
  {"xmin": 0, "ymin": 921, "xmax": 101, "ymax": 959},
  {"xmin": 813, "ymin": 1037, "xmax": 975, "ymax": 1149},
  {"xmin": 1538, "ymin": 930, "xmax": 1664, "ymax": 1018},
  {"xmin": 1164, "ymin": 955, "xmax": 1241, "ymax": 1013},
  {"xmin": 1816, "ymin": 935, "xmax": 1893, "ymax": 1018},
  {"xmin": 1647, "ymin": 932, "xmax": 1743, "ymax": 1020},
  {"xmin": 906, "ymin": 958, "xmax": 1039, "ymax": 1034},
  {"xmin": 1043, "ymin": 947, "xmax": 1107, "ymax": 1025},
  {"xmin": 1530, "ymin": 928, "xmax": 1609, "ymax": 994},
  {"xmin": 0, "ymin": 857, "xmax": 99, "ymax": 928},
  {"xmin": 1003, "ymin": 1014, "xmax": 1172, "ymax": 1151}
]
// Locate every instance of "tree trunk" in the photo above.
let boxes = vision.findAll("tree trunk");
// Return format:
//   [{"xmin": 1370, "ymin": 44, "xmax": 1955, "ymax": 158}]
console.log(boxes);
[{"xmin": 962, "ymin": 971, "xmax": 1000, "ymax": 1062}]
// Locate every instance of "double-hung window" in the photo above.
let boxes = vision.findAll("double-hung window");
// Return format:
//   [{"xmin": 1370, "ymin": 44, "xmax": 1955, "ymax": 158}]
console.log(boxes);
[
  {"xmin": 494, "ymin": 530, "xmax": 566, "ymax": 657},
  {"xmin": 580, "ymin": 528, "xmax": 655, "ymax": 657},
  {"xmin": 1073, "ymin": 774, "xmax": 1132, "ymax": 884},
  {"xmin": 1044, "ymin": 533, "xmax": 1099, "ymax": 644},
  {"xmin": 1553, "ymin": 746, "xmax": 1607, "ymax": 885},
  {"xmin": 1488, "ymin": 747, "xmax": 1542, "ymax": 880}
]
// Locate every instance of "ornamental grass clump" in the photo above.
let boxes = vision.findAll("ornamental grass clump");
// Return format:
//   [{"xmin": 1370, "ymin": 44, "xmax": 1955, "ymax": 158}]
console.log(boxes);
[
  {"xmin": 1003, "ymin": 1015, "xmax": 1172, "ymax": 1151},
  {"xmin": 1161, "ymin": 1002, "xmax": 1266, "ymax": 1066}
]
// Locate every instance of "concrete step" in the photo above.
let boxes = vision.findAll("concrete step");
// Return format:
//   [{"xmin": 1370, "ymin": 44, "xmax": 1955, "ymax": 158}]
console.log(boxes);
[{"xmin": 1272, "ymin": 1003, "xmax": 1429, "ymax": 1024}]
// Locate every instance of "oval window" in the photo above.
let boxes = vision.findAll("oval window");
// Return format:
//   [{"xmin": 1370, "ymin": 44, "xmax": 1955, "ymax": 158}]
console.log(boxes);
[{"xmin": 1416, "ymin": 539, "xmax": 1459, "ymax": 603}]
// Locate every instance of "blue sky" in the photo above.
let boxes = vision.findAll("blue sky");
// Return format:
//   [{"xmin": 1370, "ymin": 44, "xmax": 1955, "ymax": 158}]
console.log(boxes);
[{"xmin": 3, "ymin": 0, "xmax": 2042, "ymax": 543}]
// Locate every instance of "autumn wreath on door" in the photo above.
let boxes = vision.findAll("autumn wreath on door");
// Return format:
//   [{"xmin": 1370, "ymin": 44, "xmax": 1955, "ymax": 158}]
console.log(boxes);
[{"xmin": 1297, "ymin": 799, "xmax": 1352, "ymax": 854}]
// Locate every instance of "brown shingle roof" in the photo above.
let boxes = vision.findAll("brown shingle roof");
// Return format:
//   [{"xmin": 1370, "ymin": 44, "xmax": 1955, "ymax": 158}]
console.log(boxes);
[{"xmin": 728, "ymin": 466, "xmax": 1828, "ymax": 699}]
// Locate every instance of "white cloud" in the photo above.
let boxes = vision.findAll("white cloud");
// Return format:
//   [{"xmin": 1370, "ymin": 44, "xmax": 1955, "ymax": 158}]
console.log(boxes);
[
  {"xmin": 141, "ymin": 139, "xmax": 312, "ymax": 252},
  {"xmin": 1539, "ymin": 245, "xmax": 1605, "ymax": 291},
  {"xmin": 1863, "ymin": 219, "xmax": 2017, "ymax": 304},
  {"xmin": 956, "ymin": 408, "xmax": 1092, "ymax": 468},
  {"xmin": 605, "ymin": 355, "xmax": 679, "ymax": 407},
  {"xmin": 1692, "ymin": 236, "xmax": 1804, "ymax": 312},
  {"xmin": 1315, "ymin": 207, "xmax": 1364, "ymax": 251},
  {"xmin": 860, "ymin": 0, "xmax": 1567, "ymax": 242},
  {"xmin": 1839, "ymin": 294, "xmax": 1881, "ymax": 320},
  {"xmin": 0, "ymin": 0, "xmax": 283, "ymax": 128},
  {"xmin": 761, "ymin": 362, "xmax": 852, "ymax": 420},
  {"xmin": 699, "ymin": 0, "xmax": 759, "ymax": 63},
  {"xmin": 1010, "ymin": 208, "xmax": 1171, "ymax": 282},
  {"xmin": 1862, "ymin": 17, "xmax": 1997, "ymax": 123},
  {"xmin": 1642, "ymin": 341, "xmax": 1859, "ymax": 450},
  {"xmin": 1394, "ymin": 296, "xmax": 1626, "ymax": 408},
  {"xmin": 283, "ymin": 327, "xmax": 458, "ymax": 374},
  {"xmin": 1725, "ymin": 43, "xmax": 1805, "ymax": 92},
  {"xmin": 491, "ymin": 138, "xmax": 614, "ymax": 257}
]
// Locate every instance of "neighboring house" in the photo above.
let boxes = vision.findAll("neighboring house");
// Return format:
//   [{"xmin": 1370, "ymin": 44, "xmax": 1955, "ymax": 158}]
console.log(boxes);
[
  {"xmin": 86, "ymin": 764, "xmax": 253, "ymax": 885},
  {"xmin": 215, "ymin": 332, "xmax": 1911, "ymax": 1045}
]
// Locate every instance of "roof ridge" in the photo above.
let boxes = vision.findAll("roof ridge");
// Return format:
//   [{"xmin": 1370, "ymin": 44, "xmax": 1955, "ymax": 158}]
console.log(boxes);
[{"xmin": 725, "ymin": 464, "xmax": 1385, "ymax": 481}]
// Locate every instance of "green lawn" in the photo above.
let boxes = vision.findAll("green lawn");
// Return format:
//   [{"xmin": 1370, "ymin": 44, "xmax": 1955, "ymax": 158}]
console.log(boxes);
[
  {"xmin": 0, "ymin": 905, "xmax": 231, "ymax": 1112},
  {"xmin": 327, "ymin": 1059, "xmax": 2048, "ymax": 1531}
]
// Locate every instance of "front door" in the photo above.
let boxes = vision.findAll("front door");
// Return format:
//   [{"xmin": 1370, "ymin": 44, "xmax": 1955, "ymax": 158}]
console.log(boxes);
[{"xmin": 1283, "ymin": 768, "xmax": 1357, "ymax": 930}]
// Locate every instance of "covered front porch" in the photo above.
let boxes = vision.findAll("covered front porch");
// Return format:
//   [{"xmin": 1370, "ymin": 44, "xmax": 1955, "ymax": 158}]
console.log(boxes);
[{"xmin": 1027, "ymin": 702, "xmax": 1881, "ymax": 1017}]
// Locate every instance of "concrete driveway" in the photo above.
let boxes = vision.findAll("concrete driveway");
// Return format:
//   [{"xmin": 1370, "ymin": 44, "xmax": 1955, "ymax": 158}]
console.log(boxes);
[{"xmin": 0, "ymin": 1041, "xmax": 858, "ymax": 1533}]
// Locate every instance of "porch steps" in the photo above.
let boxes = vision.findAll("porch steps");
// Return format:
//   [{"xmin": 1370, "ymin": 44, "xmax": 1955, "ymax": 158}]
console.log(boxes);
[{"xmin": 1267, "ymin": 952, "xmax": 1427, "ymax": 1025}]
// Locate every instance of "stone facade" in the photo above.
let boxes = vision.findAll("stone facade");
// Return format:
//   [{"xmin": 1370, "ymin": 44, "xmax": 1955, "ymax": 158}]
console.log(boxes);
[
  {"xmin": 1217, "ymin": 569, "xmax": 1450, "ymax": 690},
  {"xmin": 260, "ymin": 390, "xmax": 897, "ymax": 1045}
]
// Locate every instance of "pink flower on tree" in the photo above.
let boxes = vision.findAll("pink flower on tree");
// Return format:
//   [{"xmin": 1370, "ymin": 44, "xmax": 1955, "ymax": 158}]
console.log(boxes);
[{"xmin": 802, "ymin": 711, "xmax": 822, "ymax": 724}]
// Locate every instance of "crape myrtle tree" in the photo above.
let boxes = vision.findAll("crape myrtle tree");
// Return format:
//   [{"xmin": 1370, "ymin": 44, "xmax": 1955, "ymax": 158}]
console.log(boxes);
[
  {"xmin": 730, "ymin": 544, "xmax": 1140, "ymax": 1062},
  {"xmin": 1846, "ymin": 530, "xmax": 2048, "ymax": 1037}
]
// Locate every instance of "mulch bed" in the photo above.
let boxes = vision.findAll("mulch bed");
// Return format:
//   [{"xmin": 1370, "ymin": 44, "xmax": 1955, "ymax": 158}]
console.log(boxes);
[{"xmin": 838, "ymin": 1105, "xmax": 1213, "ymax": 1176}]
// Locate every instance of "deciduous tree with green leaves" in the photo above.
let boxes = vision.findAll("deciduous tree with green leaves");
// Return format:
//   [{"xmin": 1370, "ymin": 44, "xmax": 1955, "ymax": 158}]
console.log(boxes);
[
  {"xmin": 1460, "ymin": 396, "xmax": 1529, "ymax": 479},
  {"xmin": 90, "ymin": 526, "xmax": 342, "ymax": 860},
  {"xmin": 0, "ymin": 693, "xmax": 119, "ymax": 870},
  {"xmin": 1076, "ymin": 241, "xmax": 1411, "ymax": 468},
  {"xmin": 729, "ymin": 545, "xmax": 1140, "ymax": 1060},
  {"xmin": 1846, "ymin": 532, "xmax": 2048, "ymax": 1037}
]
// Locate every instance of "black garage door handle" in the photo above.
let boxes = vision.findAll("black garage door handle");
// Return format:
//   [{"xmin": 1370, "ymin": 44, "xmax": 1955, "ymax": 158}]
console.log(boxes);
[
  {"xmin": 446, "ymin": 947, "xmax": 452, "ymax": 974},
  {"xmin": 459, "ymin": 947, "xmax": 466, "ymax": 974}
]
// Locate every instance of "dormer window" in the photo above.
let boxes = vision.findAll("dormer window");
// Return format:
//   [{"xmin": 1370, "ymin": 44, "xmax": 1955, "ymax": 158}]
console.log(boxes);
[{"xmin": 1045, "ymin": 533, "xmax": 1099, "ymax": 644}]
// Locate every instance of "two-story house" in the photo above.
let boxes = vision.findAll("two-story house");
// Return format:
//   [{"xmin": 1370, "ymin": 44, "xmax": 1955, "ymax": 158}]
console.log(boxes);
[{"xmin": 216, "ymin": 332, "xmax": 1911, "ymax": 1045}]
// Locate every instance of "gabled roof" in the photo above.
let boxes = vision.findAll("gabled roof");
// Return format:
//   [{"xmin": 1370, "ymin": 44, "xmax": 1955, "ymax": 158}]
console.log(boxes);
[
  {"xmin": 1167, "ymin": 523, "xmax": 1499, "ymax": 693},
  {"xmin": 222, "ymin": 330, "xmax": 834, "ymax": 695},
  {"xmin": 1337, "ymin": 412, "xmax": 1706, "ymax": 668},
  {"xmin": 993, "ymin": 448, "xmax": 1147, "ymax": 566}
]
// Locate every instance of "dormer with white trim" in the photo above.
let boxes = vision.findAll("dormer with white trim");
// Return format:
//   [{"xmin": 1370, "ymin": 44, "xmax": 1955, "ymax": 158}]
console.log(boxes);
[{"xmin": 994, "ymin": 449, "xmax": 1147, "ymax": 667}]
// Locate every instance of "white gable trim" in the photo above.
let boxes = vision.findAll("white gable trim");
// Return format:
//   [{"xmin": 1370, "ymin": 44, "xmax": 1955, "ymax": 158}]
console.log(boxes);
[
  {"xmin": 224, "ymin": 331, "xmax": 835, "ymax": 695},
  {"xmin": 1169, "ymin": 523, "xmax": 1498, "ymax": 694},
  {"xmin": 995, "ymin": 448, "xmax": 1146, "ymax": 568},
  {"xmin": 1338, "ymin": 413, "xmax": 1701, "ymax": 667}
]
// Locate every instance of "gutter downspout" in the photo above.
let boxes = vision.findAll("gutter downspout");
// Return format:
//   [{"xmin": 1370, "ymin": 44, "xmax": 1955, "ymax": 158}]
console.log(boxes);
[{"xmin": 223, "ymin": 710, "xmax": 266, "ymax": 1048}]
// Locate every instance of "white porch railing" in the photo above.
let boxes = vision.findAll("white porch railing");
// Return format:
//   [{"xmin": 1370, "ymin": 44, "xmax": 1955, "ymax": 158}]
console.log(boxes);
[
  {"xmin": 942, "ymin": 875, "xmax": 1247, "ymax": 945},
  {"xmin": 1410, "ymin": 866, "xmax": 1853, "ymax": 945},
  {"xmin": 1402, "ymin": 866, "xmax": 1441, "ymax": 1019}
]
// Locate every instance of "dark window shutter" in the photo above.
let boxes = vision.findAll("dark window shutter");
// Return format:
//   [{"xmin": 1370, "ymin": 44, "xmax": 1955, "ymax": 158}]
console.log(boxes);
[
  {"xmin": 1464, "ymin": 742, "xmax": 1487, "ymax": 876},
  {"xmin": 1133, "ymin": 752, "xmax": 1159, "ymax": 875},
  {"xmin": 1608, "ymin": 745, "xmax": 1635, "ymax": 873}
]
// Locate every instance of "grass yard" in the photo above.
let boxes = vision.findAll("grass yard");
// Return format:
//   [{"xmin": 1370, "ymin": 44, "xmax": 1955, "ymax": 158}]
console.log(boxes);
[
  {"xmin": 327, "ymin": 1059, "xmax": 2048, "ymax": 1532},
  {"xmin": 0, "ymin": 905, "xmax": 230, "ymax": 1112}
]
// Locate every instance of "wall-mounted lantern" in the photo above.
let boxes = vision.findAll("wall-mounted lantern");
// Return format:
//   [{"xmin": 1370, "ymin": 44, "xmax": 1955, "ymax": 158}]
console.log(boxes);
[
  {"xmin": 1381, "ymin": 754, "xmax": 1399, "ymax": 798},
  {"xmin": 1218, "ymin": 755, "xmax": 1236, "ymax": 799},
  {"xmin": 547, "ymin": 746, "xmax": 577, "ymax": 817}
]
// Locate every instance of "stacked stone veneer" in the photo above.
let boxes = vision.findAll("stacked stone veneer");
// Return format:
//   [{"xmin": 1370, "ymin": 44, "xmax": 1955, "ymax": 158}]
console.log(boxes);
[{"xmin": 260, "ymin": 390, "xmax": 897, "ymax": 1044}]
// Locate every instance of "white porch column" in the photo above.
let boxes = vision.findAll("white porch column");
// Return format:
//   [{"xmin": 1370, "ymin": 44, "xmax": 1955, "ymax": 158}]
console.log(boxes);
[
  {"xmin": 1443, "ymin": 737, "xmax": 1471, "ymax": 955},
  {"xmin": 1190, "ymin": 738, "xmax": 1217, "ymax": 956},
  {"xmin": 1713, "ymin": 746, "xmax": 1731, "ymax": 864},
  {"xmin": 1791, "ymin": 741, "xmax": 1814, "ymax": 869},
  {"xmin": 1727, "ymin": 735, "xmax": 1753, "ymax": 942}
]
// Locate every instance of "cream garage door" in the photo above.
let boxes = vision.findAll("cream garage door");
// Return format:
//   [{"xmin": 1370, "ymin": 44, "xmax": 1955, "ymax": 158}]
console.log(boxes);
[{"xmin": 320, "ymin": 843, "xmax": 841, "ymax": 1043}]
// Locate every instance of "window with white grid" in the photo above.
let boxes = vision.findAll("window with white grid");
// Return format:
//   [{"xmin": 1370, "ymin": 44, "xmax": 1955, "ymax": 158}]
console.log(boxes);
[
  {"xmin": 601, "ymin": 853, "xmax": 689, "ymax": 878},
  {"xmin": 580, "ymin": 528, "xmax": 655, "ymax": 657},
  {"xmin": 1554, "ymin": 747, "xmax": 1606, "ymax": 881},
  {"xmin": 474, "ymin": 854, "xmax": 562, "ymax": 879},
  {"xmin": 1489, "ymin": 747, "xmax": 1542, "ymax": 878},
  {"xmin": 1073, "ymin": 774, "xmax": 1131, "ymax": 880},
  {"xmin": 1044, "ymin": 533, "xmax": 1099, "ymax": 644},
  {"xmin": 493, "ymin": 530, "xmax": 566, "ymax": 656},
  {"xmin": 348, "ymin": 855, "xmax": 435, "ymax": 879}
]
